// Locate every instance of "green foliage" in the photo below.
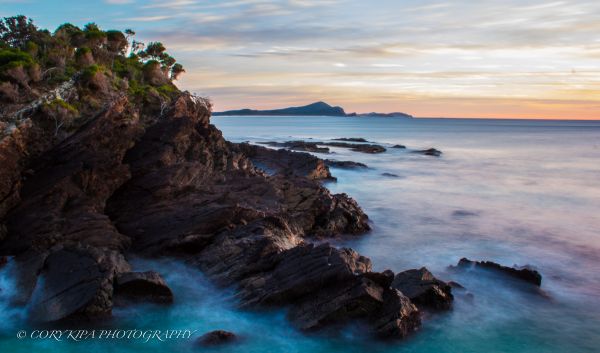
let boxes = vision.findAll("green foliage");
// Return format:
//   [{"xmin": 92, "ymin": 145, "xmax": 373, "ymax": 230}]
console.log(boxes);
[
  {"xmin": 46, "ymin": 98, "xmax": 78, "ymax": 113},
  {"xmin": 0, "ymin": 15, "xmax": 184, "ymax": 100},
  {"xmin": 81, "ymin": 64, "xmax": 100, "ymax": 80},
  {"xmin": 0, "ymin": 47, "xmax": 33, "ymax": 71}
]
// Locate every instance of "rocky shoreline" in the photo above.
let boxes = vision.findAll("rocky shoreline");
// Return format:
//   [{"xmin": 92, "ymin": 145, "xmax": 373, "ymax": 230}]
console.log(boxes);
[{"xmin": 0, "ymin": 92, "xmax": 455, "ymax": 340}]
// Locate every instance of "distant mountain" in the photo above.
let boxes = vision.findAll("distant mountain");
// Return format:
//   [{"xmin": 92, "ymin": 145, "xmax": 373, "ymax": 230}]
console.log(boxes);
[
  {"xmin": 213, "ymin": 101, "xmax": 413, "ymax": 118},
  {"xmin": 213, "ymin": 101, "xmax": 346, "ymax": 116}
]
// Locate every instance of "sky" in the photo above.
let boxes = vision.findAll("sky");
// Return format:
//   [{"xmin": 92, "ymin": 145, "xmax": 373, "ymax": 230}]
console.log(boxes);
[{"xmin": 1, "ymin": 0, "xmax": 600, "ymax": 119}]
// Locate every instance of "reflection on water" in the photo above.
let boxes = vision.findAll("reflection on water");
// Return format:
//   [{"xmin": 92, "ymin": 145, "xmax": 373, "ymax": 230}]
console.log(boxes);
[{"xmin": 1, "ymin": 117, "xmax": 599, "ymax": 352}]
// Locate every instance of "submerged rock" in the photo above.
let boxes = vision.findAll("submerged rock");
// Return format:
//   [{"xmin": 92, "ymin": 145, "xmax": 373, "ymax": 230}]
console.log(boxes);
[
  {"xmin": 392, "ymin": 144, "xmax": 406, "ymax": 149},
  {"xmin": 196, "ymin": 330, "xmax": 237, "ymax": 346},
  {"xmin": 115, "ymin": 271, "xmax": 173, "ymax": 303},
  {"xmin": 413, "ymin": 148, "xmax": 442, "ymax": 157},
  {"xmin": 382, "ymin": 173, "xmax": 400, "ymax": 178},
  {"xmin": 452, "ymin": 258, "xmax": 542, "ymax": 286},
  {"xmin": 391, "ymin": 267, "xmax": 453, "ymax": 310}
]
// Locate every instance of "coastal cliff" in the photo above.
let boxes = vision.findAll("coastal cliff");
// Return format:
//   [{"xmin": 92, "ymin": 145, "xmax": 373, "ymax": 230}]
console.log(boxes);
[{"xmin": 0, "ymin": 16, "xmax": 448, "ymax": 340}]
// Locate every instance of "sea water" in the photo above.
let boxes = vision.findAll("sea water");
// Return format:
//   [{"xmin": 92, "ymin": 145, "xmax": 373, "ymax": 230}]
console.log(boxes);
[{"xmin": 1, "ymin": 116, "xmax": 599, "ymax": 352}]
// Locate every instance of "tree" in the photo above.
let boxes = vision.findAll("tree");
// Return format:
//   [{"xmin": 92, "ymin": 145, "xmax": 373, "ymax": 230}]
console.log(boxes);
[
  {"xmin": 106, "ymin": 30, "xmax": 127, "ymax": 55},
  {"xmin": 171, "ymin": 63, "xmax": 185, "ymax": 80},
  {"xmin": 144, "ymin": 42, "xmax": 166, "ymax": 60},
  {"xmin": 0, "ymin": 15, "xmax": 38, "ymax": 49}
]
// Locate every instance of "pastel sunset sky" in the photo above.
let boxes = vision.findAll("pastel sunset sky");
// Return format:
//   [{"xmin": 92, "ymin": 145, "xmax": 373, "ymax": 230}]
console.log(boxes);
[{"xmin": 2, "ymin": 0, "xmax": 600, "ymax": 119}]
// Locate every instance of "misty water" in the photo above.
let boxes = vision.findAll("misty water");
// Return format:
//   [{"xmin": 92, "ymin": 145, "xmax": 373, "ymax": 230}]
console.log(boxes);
[{"xmin": 1, "ymin": 117, "xmax": 599, "ymax": 352}]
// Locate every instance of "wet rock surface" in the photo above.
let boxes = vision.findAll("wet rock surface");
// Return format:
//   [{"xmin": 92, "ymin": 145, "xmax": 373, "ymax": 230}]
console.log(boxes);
[
  {"xmin": 391, "ymin": 267, "xmax": 453, "ymax": 310},
  {"xmin": 452, "ymin": 258, "xmax": 542, "ymax": 286}
]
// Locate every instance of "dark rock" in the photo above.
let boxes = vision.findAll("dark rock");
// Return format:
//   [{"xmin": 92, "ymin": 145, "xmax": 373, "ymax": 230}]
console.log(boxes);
[
  {"xmin": 452, "ymin": 258, "xmax": 542, "ymax": 286},
  {"xmin": 448, "ymin": 281, "xmax": 465, "ymax": 290},
  {"xmin": 321, "ymin": 142, "xmax": 386, "ymax": 154},
  {"xmin": 0, "ymin": 255, "xmax": 7, "ymax": 268},
  {"xmin": 391, "ymin": 267, "xmax": 453, "ymax": 310},
  {"xmin": 452, "ymin": 210, "xmax": 479, "ymax": 217},
  {"xmin": 382, "ymin": 173, "xmax": 400, "ymax": 178},
  {"xmin": 115, "ymin": 271, "xmax": 173, "ymax": 303},
  {"xmin": 196, "ymin": 330, "xmax": 237, "ymax": 346},
  {"xmin": 332, "ymin": 138, "xmax": 368, "ymax": 142},
  {"xmin": 413, "ymin": 148, "xmax": 442, "ymax": 157},
  {"xmin": 28, "ymin": 245, "xmax": 130, "ymax": 322},
  {"xmin": 235, "ymin": 143, "xmax": 333, "ymax": 180},
  {"xmin": 259, "ymin": 140, "xmax": 330, "ymax": 153},
  {"xmin": 392, "ymin": 144, "xmax": 406, "ymax": 149},
  {"xmin": 0, "ymin": 91, "xmax": 426, "ymax": 339},
  {"xmin": 324, "ymin": 159, "xmax": 368, "ymax": 169}
]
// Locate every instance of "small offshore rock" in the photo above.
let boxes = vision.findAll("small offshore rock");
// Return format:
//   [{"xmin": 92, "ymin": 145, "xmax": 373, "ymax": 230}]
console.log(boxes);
[
  {"xmin": 453, "ymin": 258, "xmax": 542, "ymax": 286},
  {"xmin": 332, "ymin": 137, "xmax": 368, "ymax": 142},
  {"xmin": 196, "ymin": 330, "xmax": 237, "ymax": 346},
  {"xmin": 324, "ymin": 159, "xmax": 368, "ymax": 169},
  {"xmin": 382, "ymin": 173, "xmax": 400, "ymax": 178},
  {"xmin": 413, "ymin": 148, "xmax": 442, "ymax": 157},
  {"xmin": 392, "ymin": 144, "xmax": 406, "ymax": 149}
]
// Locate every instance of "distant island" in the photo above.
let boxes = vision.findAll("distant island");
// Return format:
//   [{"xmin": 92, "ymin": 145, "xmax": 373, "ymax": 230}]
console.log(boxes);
[{"xmin": 213, "ymin": 101, "xmax": 413, "ymax": 118}]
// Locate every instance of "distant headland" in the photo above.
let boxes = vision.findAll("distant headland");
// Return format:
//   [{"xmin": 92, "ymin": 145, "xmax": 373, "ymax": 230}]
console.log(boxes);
[{"xmin": 213, "ymin": 101, "xmax": 413, "ymax": 118}]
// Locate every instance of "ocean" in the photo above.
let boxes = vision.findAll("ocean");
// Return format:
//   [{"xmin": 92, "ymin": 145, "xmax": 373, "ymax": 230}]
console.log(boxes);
[{"xmin": 1, "ymin": 116, "xmax": 599, "ymax": 352}]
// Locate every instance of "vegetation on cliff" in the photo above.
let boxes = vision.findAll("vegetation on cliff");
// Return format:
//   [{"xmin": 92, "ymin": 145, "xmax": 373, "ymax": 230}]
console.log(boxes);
[{"xmin": 0, "ymin": 15, "xmax": 190, "ymax": 135}]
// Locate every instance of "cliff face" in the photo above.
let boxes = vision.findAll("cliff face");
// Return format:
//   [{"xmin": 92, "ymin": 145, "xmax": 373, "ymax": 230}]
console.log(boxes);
[{"xmin": 0, "ymin": 91, "xmax": 423, "ymax": 338}]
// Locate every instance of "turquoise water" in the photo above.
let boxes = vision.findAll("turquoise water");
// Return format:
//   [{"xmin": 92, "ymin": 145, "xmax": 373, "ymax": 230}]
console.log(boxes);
[{"xmin": 1, "ymin": 117, "xmax": 599, "ymax": 352}]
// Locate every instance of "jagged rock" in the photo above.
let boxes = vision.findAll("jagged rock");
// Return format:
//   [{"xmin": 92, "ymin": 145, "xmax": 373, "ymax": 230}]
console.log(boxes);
[
  {"xmin": 452, "ymin": 258, "xmax": 542, "ymax": 286},
  {"xmin": 259, "ymin": 140, "xmax": 330, "ymax": 153},
  {"xmin": 324, "ymin": 159, "xmax": 368, "ymax": 169},
  {"xmin": 115, "ymin": 271, "xmax": 173, "ymax": 303},
  {"xmin": 413, "ymin": 148, "xmax": 442, "ymax": 157},
  {"xmin": 234, "ymin": 143, "xmax": 333, "ymax": 180},
  {"xmin": 196, "ymin": 330, "xmax": 237, "ymax": 346},
  {"xmin": 391, "ymin": 267, "xmax": 453, "ymax": 310}
]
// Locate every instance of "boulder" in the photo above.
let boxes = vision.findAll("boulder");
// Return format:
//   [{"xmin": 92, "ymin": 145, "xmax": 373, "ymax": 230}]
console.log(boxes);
[
  {"xmin": 391, "ymin": 267, "xmax": 453, "ymax": 310},
  {"xmin": 28, "ymin": 246, "xmax": 130, "ymax": 322},
  {"xmin": 196, "ymin": 330, "xmax": 237, "ymax": 346},
  {"xmin": 452, "ymin": 258, "xmax": 542, "ymax": 286},
  {"xmin": 115, "ymin": 271, "xmax": 173, "ymax": 303}
]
